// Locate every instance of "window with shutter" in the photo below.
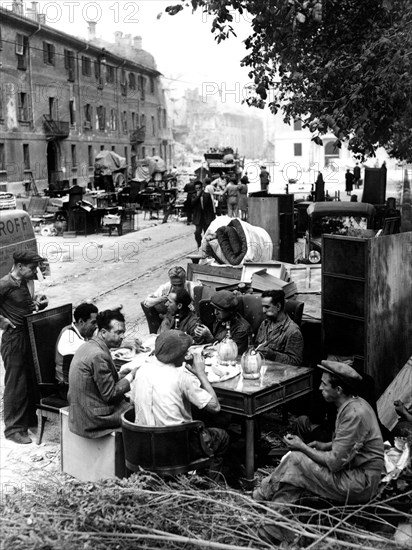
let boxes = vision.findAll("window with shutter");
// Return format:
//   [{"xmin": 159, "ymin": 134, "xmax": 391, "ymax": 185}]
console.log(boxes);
[
  {"xmin": 16, "ymin": 34, "xmax": 28, "ymax": 70},
  {"xmin": 43, "ymin": 42, "xmax": 55, "ymax": 65},
  {"xmin": 82, "ymin": 56, "xmax": 91, "ymax": 76},
  {"xmin": 129, "ymin": 73, "xmax": 136, "ymax": 90}
]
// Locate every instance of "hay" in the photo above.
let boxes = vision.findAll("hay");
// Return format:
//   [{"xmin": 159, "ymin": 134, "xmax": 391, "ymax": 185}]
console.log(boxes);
[{"xmin": 1, "ymin": 472, "xmax": 410, "ymax": 550}]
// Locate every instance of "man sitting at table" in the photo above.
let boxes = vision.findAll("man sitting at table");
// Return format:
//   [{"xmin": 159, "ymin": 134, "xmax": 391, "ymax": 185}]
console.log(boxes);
[
  {"xmin": 132, "ymin": 330, "xmax": 229, "ymax": 479},
  {"xmin": 255, "ymin": 289, "xmax": 303, "ymax": 365},
  {"xmin": 68, "ymin": 308, "xmax": 139, "ymax": 439},
  {"xmin": 194, "ymin": 290, "xmax": 251, "ymax": 354},
  {"xmin": 158, "ymin": 289, "xmax": 209, "ymax": 343},
  {"xmin": 55, "ymin": 302, "xmax": 98, "ymax": 399},
  {"xmin": 144, "ymin": 266, "xmax": 200, "ymax": 331},
  {"xmin": 254, "ymin": 361, "xmax": 384, "ymax": 544}
]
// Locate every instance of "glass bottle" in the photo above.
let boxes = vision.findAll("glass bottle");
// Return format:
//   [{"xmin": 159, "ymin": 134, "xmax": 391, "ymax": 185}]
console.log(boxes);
[
  {"xmin": 241, "ymin": 334, "xmax": 263, "ymax": 379},
  {"xmin": 217, "ymin": 321, "xmax": 238, "ymax": 366}
]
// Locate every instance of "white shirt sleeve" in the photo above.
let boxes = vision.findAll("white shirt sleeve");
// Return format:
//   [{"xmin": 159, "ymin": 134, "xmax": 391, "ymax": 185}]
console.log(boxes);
[
  {"xmin": 144, "ymin": 282, "xmax": 171, "ymax": 307},
  {"xmin": 57, "ymin": 327, "xmax": 84, "ymax": 356}
]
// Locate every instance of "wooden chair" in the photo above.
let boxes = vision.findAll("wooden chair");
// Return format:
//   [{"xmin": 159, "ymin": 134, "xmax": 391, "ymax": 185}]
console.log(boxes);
[
  {"xmin": 121, "ymin": 408, "xmax": 213, "ymax": 476},
  {"xmin": 25, "ymin": 303, "xmax": 73, "ymax": 444}
]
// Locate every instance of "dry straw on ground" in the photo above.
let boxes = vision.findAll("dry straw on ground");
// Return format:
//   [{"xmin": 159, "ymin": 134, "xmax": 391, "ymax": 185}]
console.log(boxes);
[{"xmin": 1, "ymin": 472, "xmax": 410, "ymax": 550}]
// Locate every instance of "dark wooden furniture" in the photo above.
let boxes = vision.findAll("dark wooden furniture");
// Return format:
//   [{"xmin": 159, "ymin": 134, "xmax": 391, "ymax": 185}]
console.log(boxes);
[
  {"xmin": 25, "ymin": 303, "xmax": 72, "ymax": 444},
  {"xmin": 248, "ymin": 194, "xmax": 295, "ymax": 263},
  {"xmin": 121, "ymin": 408, "xmax": 213, "ymax": 476},
  {"xmin": 213, "ymin": 362, "xmax": 313, "ymax": 481},
  {"xmin": 322, "ymin": 232, "xmax": 412, "ymax": 394}
]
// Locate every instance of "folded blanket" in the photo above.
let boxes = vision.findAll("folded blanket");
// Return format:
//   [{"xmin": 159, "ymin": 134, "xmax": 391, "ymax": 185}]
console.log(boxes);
[{"xmin": 201, "ymin": 217, "xmax": 273, "ymax": 265}]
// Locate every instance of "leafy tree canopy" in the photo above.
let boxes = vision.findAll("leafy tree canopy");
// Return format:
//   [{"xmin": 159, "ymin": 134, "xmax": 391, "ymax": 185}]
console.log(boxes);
[{"xmin": 167, "ymin": 0, "xmax": 412, "ymax": 160}]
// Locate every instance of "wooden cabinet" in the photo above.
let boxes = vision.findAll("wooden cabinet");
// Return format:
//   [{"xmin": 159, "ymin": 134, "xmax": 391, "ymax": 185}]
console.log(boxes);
[
  {"xmin": 248, "ymin": 194, "xmax": 294, "ymax": 262},
  {"xmin": 322, "ymin": 232, "xmax": 412, "ymax": 394}
]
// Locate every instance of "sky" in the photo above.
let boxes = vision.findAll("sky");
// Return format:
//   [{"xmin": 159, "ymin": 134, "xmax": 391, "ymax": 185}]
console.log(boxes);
[{"xmin": 32, "ymin": 0, "xmax": 254, "ymax": 101}]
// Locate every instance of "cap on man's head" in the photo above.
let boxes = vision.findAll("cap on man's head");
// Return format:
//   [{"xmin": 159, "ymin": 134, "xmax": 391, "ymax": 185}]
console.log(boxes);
[
  {"xmin": 318, "ymin": 360, "xmax": 362, "ymax": 385},
  {"xmin": 155, "ymin": 329, "xmax": 193, "ymax": 364},
  {"xmin": 168, "ymin": 266, "xmax": 186, "ymax": 279},
  {"xmin": 13, "ymin": 250, "xmax": 45, "ymax": 265},
  {"xmin": 211, "ymin": 290, "xmax": 238, "ymax": 311}
]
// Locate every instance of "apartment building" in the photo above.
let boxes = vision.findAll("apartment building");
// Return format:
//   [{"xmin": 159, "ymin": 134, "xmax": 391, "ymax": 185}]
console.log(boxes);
[{"xmin": 0, "ymin": 1, "xmax": 173, "ymax": 194}]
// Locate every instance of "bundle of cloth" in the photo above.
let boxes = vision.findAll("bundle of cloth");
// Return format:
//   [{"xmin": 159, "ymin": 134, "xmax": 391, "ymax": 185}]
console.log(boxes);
[{"xmin": 201, "ymin": 216, "xmax": 273, "ymax": 265}]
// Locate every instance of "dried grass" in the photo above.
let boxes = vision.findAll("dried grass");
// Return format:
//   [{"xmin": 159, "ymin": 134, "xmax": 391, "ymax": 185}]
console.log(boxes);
[{"xmin": 1, "ymin": 472, "xmax": 409, "ymax": 550}]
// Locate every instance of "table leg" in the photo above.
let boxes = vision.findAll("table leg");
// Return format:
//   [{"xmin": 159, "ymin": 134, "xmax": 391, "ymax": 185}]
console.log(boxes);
[{"xmin": 245, "ymin": 417, "xmax": 255, "ymax": 482}]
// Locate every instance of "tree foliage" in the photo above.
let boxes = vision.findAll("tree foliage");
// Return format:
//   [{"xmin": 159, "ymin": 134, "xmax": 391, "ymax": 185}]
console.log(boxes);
[{"xmin": 167, "ymin": 0, "xmax": 412, "ymax": 160}]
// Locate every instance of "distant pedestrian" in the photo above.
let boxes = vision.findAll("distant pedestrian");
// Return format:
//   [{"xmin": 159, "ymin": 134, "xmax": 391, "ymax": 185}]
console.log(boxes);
[
  {"xmin": 183, "ymin": 179, "xmax": 196, "ymax": 225},
  {"xmin": 259, "ymin": 165, "xmax": 270, "ymax": 192},
  {"xmin": 353, "ymin": 163, "xmax": 361, "ymax": 189},
  {"xmin": 204, "ymin": 178, "xmax": 217, "ymax": 213},
  {"xmin": 224, "ymin": 178, "xmax": 239, "ymax": 218},
  {"xmin": 315, "ymin": 172, "xmax": 325, "ymax": 202},
  {"xmin": 238, "ymin": 176, "xmax": 249, "ymax": 220},
  {"xmin": 191, "ymin": 180, "xmax": 216, "ymax": 249},
  {"xmin": 345, "ymin": 169, "xmax": 355, "ymax": 195}
]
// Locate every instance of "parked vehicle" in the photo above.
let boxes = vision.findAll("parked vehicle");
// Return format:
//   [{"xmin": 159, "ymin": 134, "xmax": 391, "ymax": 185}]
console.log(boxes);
[{"xmin": 305, "ymin": 202, "xmax": 376, "ymax": 263}]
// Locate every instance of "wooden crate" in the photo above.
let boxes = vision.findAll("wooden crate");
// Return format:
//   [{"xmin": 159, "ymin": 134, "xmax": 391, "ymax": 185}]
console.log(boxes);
[{"xmin": 60, "ymin": 408, "xmax": 126, "ymax": 481}]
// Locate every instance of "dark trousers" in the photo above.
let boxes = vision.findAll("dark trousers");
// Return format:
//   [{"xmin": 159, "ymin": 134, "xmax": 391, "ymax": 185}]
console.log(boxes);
[
  {"xmin": 204, "ymin": 427, "xmax": 230, "ymax": 479},
  {"xmin": 194, "ymin": 216, "xmax": 208, "ymax": 248},
  {"xmin": 1, "ymin": 328, "xmax": 36, "ymax": 437}
]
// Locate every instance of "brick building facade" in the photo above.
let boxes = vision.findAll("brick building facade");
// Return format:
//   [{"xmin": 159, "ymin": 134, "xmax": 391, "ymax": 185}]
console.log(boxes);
[{"xmin": 0, "ymin": 1, "xmax": 173, "ymax": 194}]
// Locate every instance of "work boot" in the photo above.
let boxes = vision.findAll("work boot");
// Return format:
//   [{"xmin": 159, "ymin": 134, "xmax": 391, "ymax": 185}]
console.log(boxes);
[{"xmin": 6, "ymin": 432, "xmax": 32, "ymax": 444}]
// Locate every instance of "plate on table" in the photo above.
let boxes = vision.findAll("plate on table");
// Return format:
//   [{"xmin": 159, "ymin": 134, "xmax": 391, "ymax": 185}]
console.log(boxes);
[
  {"xmin": 111, "ymin": 348, "xmax": 136, "ymax": 361},
  {"xmin": 206, "ymin": 363, "xmax": 241, "ymax": 383}
]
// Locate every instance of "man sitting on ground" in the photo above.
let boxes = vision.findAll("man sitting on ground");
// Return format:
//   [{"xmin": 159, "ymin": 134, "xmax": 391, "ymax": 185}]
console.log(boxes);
[
  {"xmin": 144, "ymin": 266, "xmax": 200, "ymax": 331},
  {"xmin": 194, "ymin": 290, "xmax": 252, "ymax": 354},
  {"xmin": 132, "ymin": 330, "xmax": 229, "ymax": 479},
  {"xmin": 68, "ymin": 308, "xmax": 138, "ymax": 439},
  {"xmin": 255, "ymin": 289, "xmax": 303, "ymax": 365},
  {"xmin": 55, "ymin": 303, "xmax": 98, "ymax": 399},
  {"xmin": 254, "ymin": 361, "xmax": 384, "ymax": 543},
  {"xmin": 158, "ymin": 288, "xmax": 208, "ymax": 343}
]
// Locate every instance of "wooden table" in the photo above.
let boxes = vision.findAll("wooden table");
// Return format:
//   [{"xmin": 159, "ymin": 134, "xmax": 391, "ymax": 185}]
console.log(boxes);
[{"xmin": 212, "ymin": 362, "xmax": 313, "ymax": 482}]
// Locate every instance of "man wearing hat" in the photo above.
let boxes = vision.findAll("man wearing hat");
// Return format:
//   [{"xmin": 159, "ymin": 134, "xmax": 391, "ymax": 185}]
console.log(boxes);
[
  {"xmin": 254, "ymin": 360, "xmax": 384, "ymax": 513},
  {"xmin": 0, "ymin": 250, "xmax": 48, "ymax": 444},
  {"xmin": 132, "ymin": 330, "xmax": 229, "ymax": 478},
  {"xmin": 194, "ymin": 290, "xmax": 252, "ymax": 354}
]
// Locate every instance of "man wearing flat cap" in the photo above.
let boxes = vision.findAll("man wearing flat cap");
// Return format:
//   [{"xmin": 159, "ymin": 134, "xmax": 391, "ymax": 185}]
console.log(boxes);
[
  {"xmin": 254, "ymin": 360, "xmax": 384, "ymax": 540},
  {"xmin": 0, "ymin": 250, "xmax": 48, "ymax": 444},
  {"xmin": 132, "ymin": 330, "xmax": 229, "ymax": 478},
  {"xmin": 194, "ymin": 290, "xmax": 252, "ymax": 354}
]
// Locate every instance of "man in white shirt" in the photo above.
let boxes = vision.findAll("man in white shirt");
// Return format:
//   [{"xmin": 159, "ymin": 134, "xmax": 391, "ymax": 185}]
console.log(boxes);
[
  {"xmin": 132, "ymin": 330, "xmax": 229, "ymax": 479},
  {"xmin": 55, "ymin": 303, "xmax": 98, "ymax": 397}
]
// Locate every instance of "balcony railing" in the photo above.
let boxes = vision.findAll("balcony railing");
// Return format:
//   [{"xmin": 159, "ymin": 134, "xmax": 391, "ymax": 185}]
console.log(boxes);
[
  {"xmin": 43, "ymin": 115, "xmax": 70, "ymax": 139},
  {"xmin": 130, "ymin": 126, "xmax": 146, "ymax": 144}
]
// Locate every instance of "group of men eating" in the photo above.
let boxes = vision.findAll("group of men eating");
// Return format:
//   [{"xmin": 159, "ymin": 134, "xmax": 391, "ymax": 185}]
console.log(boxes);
[{"xmin": 0, "ymin": 255, "xmax": 402, "ymax": 545}]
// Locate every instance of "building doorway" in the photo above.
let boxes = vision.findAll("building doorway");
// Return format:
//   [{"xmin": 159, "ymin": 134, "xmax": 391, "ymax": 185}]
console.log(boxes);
[{"xmin": 47, "ymin": 141, "xmax": 59, "ymax": 186}]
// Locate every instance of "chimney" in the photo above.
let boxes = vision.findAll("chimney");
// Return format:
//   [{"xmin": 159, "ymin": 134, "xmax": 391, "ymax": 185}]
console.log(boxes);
[
  {"xmin": 12, "ymin": 0, "xmax": 24, "ymax": 16},
  {"xmin": 124, "ymin": 33, "xmax": 132, "ymax": 46},
  {"xmin": 87, "ymin": 21, "xmax": 97, "ymax": 40},
  {"xmin": 114, "ymin": 31, "xmax": 123, "ymax": 44},
  {"xmin": 133, "ymin": 36, "xmax": 142, "ymax": 49}
]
